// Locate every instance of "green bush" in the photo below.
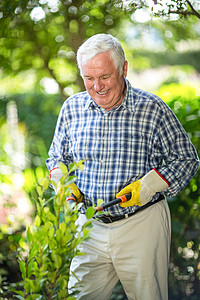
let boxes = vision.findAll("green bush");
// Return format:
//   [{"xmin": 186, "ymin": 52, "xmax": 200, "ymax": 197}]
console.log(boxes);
[
  {"xmin": 158, "ymin": 83, "xmax": 200, "ymax": 299},
  {"xmin": 0, "ymin": 226, "xmax": 24, "ymax": 298},
  {"xmin": 11, "ymin": 161, "xmax": 96, "ymax": 299}
]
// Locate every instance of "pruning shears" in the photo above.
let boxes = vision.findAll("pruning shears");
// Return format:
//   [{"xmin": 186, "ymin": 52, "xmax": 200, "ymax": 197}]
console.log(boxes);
[
  {"xmin": 66, "ymin": 192, "xmax": 132, "ymax": 212},
  {"xmin": 66, "ymin": 191, "xmax": 164, "ymax": 216}
]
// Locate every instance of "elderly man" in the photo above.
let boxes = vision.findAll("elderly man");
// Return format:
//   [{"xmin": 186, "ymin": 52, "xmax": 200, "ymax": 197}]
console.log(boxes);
[{"xmin": 46, "ymin": 34, "xmax": 199, "ymax": 300}]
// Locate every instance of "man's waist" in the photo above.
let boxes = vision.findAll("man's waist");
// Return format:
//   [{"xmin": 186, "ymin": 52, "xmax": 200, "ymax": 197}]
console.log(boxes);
[{"xmin": 93, "ymin": 194, "xmax": 165, "ymax": 224}]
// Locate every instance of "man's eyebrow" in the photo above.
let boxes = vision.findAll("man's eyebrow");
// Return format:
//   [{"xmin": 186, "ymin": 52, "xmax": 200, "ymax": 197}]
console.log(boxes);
[
  {"xmin": 100, "ymin": 73, "xmax": 111, "ymax": 77},
  {"xmin": 83, "ymin": 73, "xmax": 111, "ymax": 78}
]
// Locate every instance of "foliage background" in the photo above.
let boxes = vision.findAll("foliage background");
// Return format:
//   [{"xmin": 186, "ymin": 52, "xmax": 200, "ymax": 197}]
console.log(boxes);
[{"xmin": 0, "ymin": 0, "xmax": 200, "ymax": 299}]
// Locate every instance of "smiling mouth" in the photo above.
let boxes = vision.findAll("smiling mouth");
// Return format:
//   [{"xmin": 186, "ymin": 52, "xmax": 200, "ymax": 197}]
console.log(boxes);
[{"xmin": 97, "ymin": 89, "xmax": 109, "ymax": 95}]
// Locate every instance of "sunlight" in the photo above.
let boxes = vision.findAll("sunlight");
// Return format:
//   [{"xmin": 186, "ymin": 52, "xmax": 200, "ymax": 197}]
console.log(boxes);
[
  {"xmin": 30, "ymin": 7, "xmax": 45, "ymax": 22},
  {"xmin": 131, "ymin": 8, "xmax": 151, "ymax": 23},
  {"xmin": 40, "ymin": 77, "xmax": 59, "ymax": 94}
]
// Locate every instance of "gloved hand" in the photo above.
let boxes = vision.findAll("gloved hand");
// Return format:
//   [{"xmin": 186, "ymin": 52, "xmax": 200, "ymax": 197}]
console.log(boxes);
[
  {"xmin": 116, "ymin": 169, "xmax": 169, "ymax": 208},
  {"xmin": 50, "ymin": 167, "xmax": 83, "ymax": 203},
  {"xmin": 50, "ymin": 167, "xmax": 63, "ymax": 186},
  {"xmin": 67, "ymin": 182, "xmax": 83, "ymax": 203}
]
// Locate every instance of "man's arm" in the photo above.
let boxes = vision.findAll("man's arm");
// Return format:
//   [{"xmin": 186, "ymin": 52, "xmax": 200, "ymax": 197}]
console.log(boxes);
[
  {"xmin": 155, "ymin": 107, "xmax": 199, "ymax": 198},
  {"xmin": 117, "ymin": 105, "xmax": 199, "ymax": 207},
  {"xmin": 46, "ymin": 102, "xmax": 73, "ymax": 174}
]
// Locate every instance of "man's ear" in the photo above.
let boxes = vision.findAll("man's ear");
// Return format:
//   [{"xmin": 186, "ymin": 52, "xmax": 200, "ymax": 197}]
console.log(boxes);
[{"xmin": 123, "ymin": 60, "xmax": 128, "ymax": 77}]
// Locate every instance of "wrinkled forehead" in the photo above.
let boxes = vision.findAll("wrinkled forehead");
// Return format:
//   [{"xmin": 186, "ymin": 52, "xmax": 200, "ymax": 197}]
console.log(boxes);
[
  {"xmin": 80, "ymin": 50, "xmax": 112, "ymax": 67},
  {"xmin": 81, "ymin": 52, "xmax": 118, "ymax": 76}
]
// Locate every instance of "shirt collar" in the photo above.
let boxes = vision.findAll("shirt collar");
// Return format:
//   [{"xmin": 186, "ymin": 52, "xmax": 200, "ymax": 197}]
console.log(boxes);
[
  {"xmin": 117, "ymin": 78, "xmax": 135, "ymax": 113},
  {"xmin": 83, "ymin": 78, "xmax": 135, "ymax": 113},
  {"xmin": 83, "ymin": 96, "xmax": 98, "ymax": 111}
]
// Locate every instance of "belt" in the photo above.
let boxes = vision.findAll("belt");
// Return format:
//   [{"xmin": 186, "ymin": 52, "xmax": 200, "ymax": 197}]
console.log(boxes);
[{"xmin": 94, "ymin": 194, "xmax": 165, "ymax": 224}]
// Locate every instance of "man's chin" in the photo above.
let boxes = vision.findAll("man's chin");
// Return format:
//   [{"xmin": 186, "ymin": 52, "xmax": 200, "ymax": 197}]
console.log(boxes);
[{"xmin": 94, "ymin": 98, "xmax": 110, "ymax": 108}]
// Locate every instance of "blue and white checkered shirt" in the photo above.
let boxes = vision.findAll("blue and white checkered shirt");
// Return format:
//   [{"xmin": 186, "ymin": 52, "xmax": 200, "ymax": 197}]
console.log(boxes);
[{"xmin": 46, "ymin": 78, "xmax": 199, "ymax": 216}]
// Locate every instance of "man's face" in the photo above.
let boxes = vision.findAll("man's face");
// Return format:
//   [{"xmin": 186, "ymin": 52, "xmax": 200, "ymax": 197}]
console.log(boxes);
[{"xmin": 81, "ymin": 51, "xmax": 128, "ymax": 111}]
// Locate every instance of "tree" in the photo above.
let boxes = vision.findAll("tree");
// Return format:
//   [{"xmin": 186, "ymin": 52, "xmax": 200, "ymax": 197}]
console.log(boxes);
[
  {"xmin": 127, "ymin": 0, "xmax": 200, "ymax": 20},
  {"xmin": 0, "ymin": 0, "xmax": 199, "ymax": 101},
  {"xmin": 0, "ymin": 1, "xmax": 200, "ymax": 298},
  {"xmin": 0, "ymin": 0, "xmax": 130, "ymax": 100},
  {"xmin": 152, "ymin": 0, "xmax": 200, "ymax": 20}
]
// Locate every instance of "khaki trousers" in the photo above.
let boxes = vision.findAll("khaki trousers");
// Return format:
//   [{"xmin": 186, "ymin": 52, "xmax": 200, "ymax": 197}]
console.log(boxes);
[{"xmin": 68, "ymin": 199, "xmax": 171, "ymax": 300}]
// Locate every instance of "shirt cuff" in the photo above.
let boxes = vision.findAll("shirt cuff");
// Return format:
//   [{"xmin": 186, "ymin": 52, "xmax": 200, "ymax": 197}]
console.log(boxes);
[{"xmin": 153, "ymin": 168, "xmax": 170, "ymax": 187}]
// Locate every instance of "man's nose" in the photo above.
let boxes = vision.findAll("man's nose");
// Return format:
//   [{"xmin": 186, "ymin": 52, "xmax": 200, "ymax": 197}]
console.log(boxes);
[{"xmin": 94, "ymin": 79, "xmax": 103, "ymax": 91}]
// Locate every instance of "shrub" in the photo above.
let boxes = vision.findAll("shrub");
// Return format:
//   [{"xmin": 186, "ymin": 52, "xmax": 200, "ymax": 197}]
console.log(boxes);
[{"xmin": 11, "ymin": 161, "xmax": 95, "ymax": 299}]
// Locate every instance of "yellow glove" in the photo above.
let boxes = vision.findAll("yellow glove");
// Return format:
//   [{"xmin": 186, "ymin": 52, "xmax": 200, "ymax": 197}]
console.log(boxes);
[
  {"xmin": 50, "ymin": 168, "xmax": 83, "ymax": 203},
  {"xmin": 116, "ymin": 179, "xmax": 142, "ymax": 207},
  {"xmin": 67, "ymin": 183, "xmax": 83, "ymax": 203},
  {"xmin": 116, "ymin": 169, "xmax": 169, "ymax": 208}
]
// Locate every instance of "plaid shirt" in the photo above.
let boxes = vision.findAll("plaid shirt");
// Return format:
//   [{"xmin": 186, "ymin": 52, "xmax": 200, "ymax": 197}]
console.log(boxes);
[{"xmin": 46, "ymin": 78, "xmax": 199, "ymax": 216}]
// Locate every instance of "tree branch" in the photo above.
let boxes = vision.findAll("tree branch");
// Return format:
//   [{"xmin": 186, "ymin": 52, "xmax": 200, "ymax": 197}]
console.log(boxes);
[
  {"xmin": 168, "ymin": 0, "xmax": 200, "ymax": 20},
  {"xmin": 44, "ymin": 59, "xmax": 67, "ymax": 101},
  {"xmin": 186, "ymin": 0, "xmax": 200, "ymax": 19}
]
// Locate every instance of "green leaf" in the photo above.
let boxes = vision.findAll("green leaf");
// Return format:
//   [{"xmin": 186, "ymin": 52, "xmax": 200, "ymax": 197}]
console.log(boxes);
[
  {"xmin": 46, "ymin": 211, "xmax": 57, "ymax": 224},
  {"xmin": 56, "ymin": 229, "xmax": 62, "ymax": 243},
  {"xmin": 43, "ymin": 206, "xmax": 50, "ymax": 214},
  {"xmin": 27, "ymin": 226, "xmax": 32, "ymax": 244},
  {"xmin": 34, "ymin": 215, "xmax": 41, "ymax": 227},
  {"xmin": 27, "ymin": 258, "xmax": 34, "ymax": 278},
  {"xmin": 83, "ymin": 227, "xmax": 92, "ymax": 239},
  {"xmin": 51, "ymin": 253, "xmax": 62, "ymax": 269},
  {"xmin": 19, "ymin": 260, "xmax": 26, "ymax": 280},
  {"xmin": 38, "ymin": 177, "xmax": 49, "ymax": 191},
  {"xmin": 69, "ymin": 222, "xmax": 77, "ymax": 233},
  {"xmin": 82, "ymin": 220, "xmax": 93, "ymax": 229},
  {"xmin": 48, "ymin": 227, "xmax": 55, "ymax": 239},
  {"xmin": 10, "ymin": 289, "xmax": 24, "ymax": 298},
  {"xmin": 59, "ymin": 162, "xmax": 68, "ymax": 176},
  {"xmin": 63, "ymin": 232, "xmax": 73, "ymax": 244},
  {"xmin": 68, "ymin": 160, "xmax": 85, "ymax": 173},
  {"xmin": 76, "ymin": 160, "xmax": 85, "ymax": 171},
  {"xmin": 36, "ymin": 184, "xmax": 43, "ymax": 197},
  {"xmin": 32, "ymin": 261, "xmax": 39, "ymax": 277},
  {"xmin": 59, "ymin": 222, "xmax": 67, "ymax": 233},
  {"xmin": 14, "ymin": 296, "xmax": 24, "ymax": 300},
  {"xmin": 85, "ymin": 206, "xmax": 95, "ymax": 219},
  {"xmin": 68, "ymin": 162, "xmax": 76, "ymax": 173}
]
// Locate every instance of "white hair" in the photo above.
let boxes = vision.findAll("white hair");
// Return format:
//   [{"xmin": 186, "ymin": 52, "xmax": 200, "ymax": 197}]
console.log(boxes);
[{"xmin": 77, "ymin": 33, "xmax": 126, "ymax": 76}]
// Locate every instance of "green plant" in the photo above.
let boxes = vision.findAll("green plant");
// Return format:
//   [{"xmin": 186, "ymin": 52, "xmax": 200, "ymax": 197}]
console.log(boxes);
[
  {"xmin": 0, "ymin": 225, "xmax": 24, "ymax": 298},
  {"xmin": 157, "ymin": 83, "xmax": 200, "ymax": 299},
  {"xmin": 11, "ymin": 161, "xmax": 96, "ymax": 299}
]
